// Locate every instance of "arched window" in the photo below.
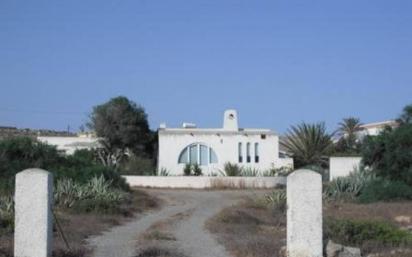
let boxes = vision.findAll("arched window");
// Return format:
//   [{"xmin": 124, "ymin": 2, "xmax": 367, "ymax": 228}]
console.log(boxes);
[{"xmin": 178, "ymin": 143, "xmax": 218, "ymax": 165}]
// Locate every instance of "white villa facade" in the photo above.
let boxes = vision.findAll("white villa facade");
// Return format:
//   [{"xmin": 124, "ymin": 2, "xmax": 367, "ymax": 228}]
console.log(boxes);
[{"xmin": 158, "ymin": 110, "xmax": 293, "ymax": 175}]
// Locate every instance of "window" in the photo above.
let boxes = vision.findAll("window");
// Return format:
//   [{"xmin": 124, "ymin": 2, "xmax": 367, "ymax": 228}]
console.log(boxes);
[
  {"xmin": 200, "ymin": 145, "xmax": 208, "ymax": 165},
  {"xmin": 238, "ymin": 142, "xmax": 243, "ymax": 163},
  {"xmin": 254, "ymin": 143, "xmax": 259, "ymax": 163},
  {"xmin": 178, "ymin": 143, "xmax": 218, "ymax": 165},
  {"xmin": 246, "ymin": 142, "xmax": 251, "ymax": 163},
  {"xmin": 210, "ymin": 147, "xmax": 218, "ymax": 163},
  {"xmin": 261, "ymin": 134, "xmax": 266, "ymax": 139},
  {"xmin": 189, "ymin": 144, "xmax": 198, "ymax": 164}
]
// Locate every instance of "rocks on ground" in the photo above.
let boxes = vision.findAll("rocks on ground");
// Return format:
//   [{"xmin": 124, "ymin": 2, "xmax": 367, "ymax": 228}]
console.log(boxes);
[{"xmin": 326, "ymin": 240, "xmax": 361, "ymax": 257}]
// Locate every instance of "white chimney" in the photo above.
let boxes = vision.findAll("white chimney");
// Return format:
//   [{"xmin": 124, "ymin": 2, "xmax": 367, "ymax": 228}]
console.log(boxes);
[{"xmin": 223, "ymin": 109, "xmax": 238, "ymax": 131}]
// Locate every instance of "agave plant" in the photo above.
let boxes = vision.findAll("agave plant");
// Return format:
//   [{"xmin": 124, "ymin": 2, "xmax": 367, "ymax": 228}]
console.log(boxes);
[
  {"xmin": 241, "ymin": 167, "xmax": 260, "ymax": 177},
  {"xmin": 158, "ymin": 167, "xmax": 170, "ymax": 176},
  {"xmin": 54, "ymin": 176, "xmax": 126, "ymax": 209},
  {"xmin": 219, "ymin": 162, "xmax": 243, "ymax": 176},
  {"xmin": 0, "ymin": 195, "xmax": 14, "ymax": 217},
  {"xmin": 54, "ymin": 179, "xmax": 80, "ymax": 208},
  {"xmin": 281, "ymin": 122, "xmax": 334, "ymax": 168},
  {"xmin": 265, "ymin": 190, "xmax": 287, "ymax": 211},
  {"xmin": 324, "ymin": 167, "xmax": 375, "ymax": 200}
]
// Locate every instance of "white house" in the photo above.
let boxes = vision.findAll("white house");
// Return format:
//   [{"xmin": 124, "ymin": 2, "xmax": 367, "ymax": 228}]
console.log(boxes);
[
  {"xmin": 158, "ymin": 109, "xmax": 293, "ymax": 175},
  {"xmin": 37, "ymin": 133, "xmax": 99, "ymax": 155},
  {"xmin": 356, "ymin": 120, "xmax": 398, "ymax": 137}
]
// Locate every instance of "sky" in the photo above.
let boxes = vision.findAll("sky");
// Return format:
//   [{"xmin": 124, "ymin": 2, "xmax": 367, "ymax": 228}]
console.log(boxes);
[{"xmin": 0, "ymin": 1, "xmax": 411, "ymax": 134}]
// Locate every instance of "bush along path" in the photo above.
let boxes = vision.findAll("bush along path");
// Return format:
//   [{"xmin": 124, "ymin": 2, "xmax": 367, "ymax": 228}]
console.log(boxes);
[{"xmin": 87, "ymin": 189, "xmax": 260, "ymax": 257}]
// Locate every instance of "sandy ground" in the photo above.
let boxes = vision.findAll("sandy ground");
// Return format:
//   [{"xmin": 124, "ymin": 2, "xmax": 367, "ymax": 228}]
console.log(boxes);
[{"xmin": 87, "ymin": 189, "xmax": 267, "ymax": 257}]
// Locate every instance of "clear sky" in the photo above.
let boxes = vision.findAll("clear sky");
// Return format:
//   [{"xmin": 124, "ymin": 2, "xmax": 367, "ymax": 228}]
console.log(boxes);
[{"xmin": 1, "ymin": 1, "xmax": 411, "ymax": 134}]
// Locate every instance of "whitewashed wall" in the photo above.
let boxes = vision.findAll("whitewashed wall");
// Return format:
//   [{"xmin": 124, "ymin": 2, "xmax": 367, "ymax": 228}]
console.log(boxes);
[
  {"xmin": 158, "ymin": 131, "xmax": 286, "ymax": 175},
  {"xmin": 124, "ymin": 175, "xmax": 286, "ymax": 189},
  {"xmin": 329, "ymin": 157, "xmax": 362, "ymax": 180}
]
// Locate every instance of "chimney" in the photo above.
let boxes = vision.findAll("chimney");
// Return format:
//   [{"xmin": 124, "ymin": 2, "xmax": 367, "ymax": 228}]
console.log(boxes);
[{"xmin": 223, "ymin": 109, "xmax": 238, "ymax": 131}]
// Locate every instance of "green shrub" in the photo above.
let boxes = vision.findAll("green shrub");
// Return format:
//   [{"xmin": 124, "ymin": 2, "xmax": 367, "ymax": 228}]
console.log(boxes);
[
  {"xmin": 70, "ymin": 198, "xmax": 124, "ymax": 214},
  {"xmin": 0, "ymin": 137, "xmax": 64, "ymax": 193},
  {"xmin": 221, "ymin": 162, "xmax": 242, "ymax": 176},
  {"xmin": 262, "ymin": 167, "xmax": 293, "ymax": 177},
  {"xmin": 192, "ymin": 164, "xmax": 202, "ymax": 176},
  {"xmin": 54, "ymin": 165, "xmax": 129, "ymax": 191},
  {"xmin": 181, "ymin": 164, "xmax": 202, "ymax": 176},
  {"xmin": 158, "ymin": 168, "xmax": 170, "ymax": 176},
  {"xmin": 118, "ymin": 155, "xmax": 156, "ymax": 176},
  {"xmin": 183, "ymin": 164, "xmax": 192, "ymax": 176},
  {"xmin": 304, "ymin": 164, "xmax": 329, "ymax": 181},
  {"xmin": 0, "ymin": 138, "xmax": 129, "ymax": 193},
  {"xmin": 324, "ymin": 217, "xmax": 412, "ymax": 247},
  {"xmin": 362, "ymin": 123, "xmax": 412, "ymax": 186},
  {"xmin": 358, "ymin": 179, "xmax": 412, "ymax": 203}
]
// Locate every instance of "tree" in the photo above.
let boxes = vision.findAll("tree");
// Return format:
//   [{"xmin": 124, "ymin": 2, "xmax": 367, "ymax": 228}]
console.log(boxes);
[
  {"xmin": 88, "ymin": 96, "xmax": 151, "ymax": 168},
  {"xmin": 281, "ymin": 122, "xmax": 334, "ymax": 168},
  {"xmin": 335, "ymin": 117, "xmax": 362, "ymax": 154},
  {"xmin": 361, "ymin": 103, "xmax": 412, "ymax": 186},
  {"xmin": 397, "ymin": 104, "xmax": 412, "ymax": 125},
  {"xmin": 362, "ymin": 124, "xmax": 412, "ymax": 186}
]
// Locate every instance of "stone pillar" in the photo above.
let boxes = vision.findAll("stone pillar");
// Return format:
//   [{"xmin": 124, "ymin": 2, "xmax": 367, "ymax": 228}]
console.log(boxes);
[
  {"xmin": 287, "ymin": 169, "xmax": 322, "ymax": 257},
  {"xmin": 15, "ymin": 169, "xmax": 53, "ymax": 257}
]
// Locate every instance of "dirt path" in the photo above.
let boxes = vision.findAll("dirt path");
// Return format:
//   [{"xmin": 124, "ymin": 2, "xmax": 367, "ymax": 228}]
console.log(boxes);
[{"xmin": 87, "ymin": 189, "xmax": 265, "ymax": 257}]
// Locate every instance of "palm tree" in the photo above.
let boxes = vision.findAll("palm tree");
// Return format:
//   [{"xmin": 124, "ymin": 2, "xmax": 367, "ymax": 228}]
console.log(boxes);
[
  {"xmin": 281, "ymin": 122, "xmax": 333, "ymax": 168},
  {"xmin": 337, "ymin": 117, "xmax": 362, "ymax": 138},
  {"xmin": 336, "ymin": 117, "xmax": 362, "ymax": 153}
]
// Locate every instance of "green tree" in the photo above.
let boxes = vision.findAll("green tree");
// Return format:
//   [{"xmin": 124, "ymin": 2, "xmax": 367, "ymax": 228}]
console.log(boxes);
[
  {"xmin": 88, "ymin": 96, "xmax": 151, "ymax": 168},
  {"xmin": 397, "ymin": 104, "xmax": 412, "ymax": 125},
  {"xmin": 281, "ymin": 122, "xmax": 334, "ymax": 168},
  {"xmin": 362, "ymin": 124, "xmax": 412, "ymax": 186},
  {"xmin": 335, "ymin": 117, "xmax": 362, "ymax": 154}
]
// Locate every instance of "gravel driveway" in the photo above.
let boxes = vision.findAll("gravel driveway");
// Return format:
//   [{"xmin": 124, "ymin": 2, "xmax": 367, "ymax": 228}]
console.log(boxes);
[{"xmin": 87, "ymin": 189, "xmax": 265, "ymax": 257}]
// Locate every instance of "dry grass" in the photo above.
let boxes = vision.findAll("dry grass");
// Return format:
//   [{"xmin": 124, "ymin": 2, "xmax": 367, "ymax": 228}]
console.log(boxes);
[
  {"xmin": 210, "ymin": 178, "xmax": 248, "ymax": 189},
  {"xmin": 135, "ymin": 208, "xmax": 193, "ymax": 257},
  {"xmin": 206, "ymin": 197, "xmax": 286, "ymax": 257},
  {"xmin": 134, "ymin": 247, "xmax": 186, "ymax": 257},
  {"xmin": 324, "ymin": 201, "xmax": 412, "ymax": 256},
  {"xmin": 207, "ymin": 196, "xmax": 412, "ymax": 257},
  {"xmin": 324, "ymin": 201, "xmax": 412, "ymax": 227},
  {"xmin": 0, "ymin": 189, "xmax": 161, "ymax": 257}
]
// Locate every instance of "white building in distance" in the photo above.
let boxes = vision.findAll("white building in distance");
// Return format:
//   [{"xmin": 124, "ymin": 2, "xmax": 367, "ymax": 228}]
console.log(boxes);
[
  {"xmin": 356, "ymin": 120, "xmax": 398, "ymax": 137},
  {"xmin": 158, "ymin": 109, "xmax": 293, "ymax": 175},
  {"xmin": 37, "ymin": 133, "xmax": 99, "ymax": 155}
]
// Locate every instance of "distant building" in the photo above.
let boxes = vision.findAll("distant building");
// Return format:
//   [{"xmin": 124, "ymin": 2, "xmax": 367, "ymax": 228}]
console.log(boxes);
[
  {"xmin": 0, "ymin": 126, "xmax": 99, "ymax": 155},
  {"xmin": 158, "ymin": 109, "xmax": 293, "ymax": 175},
  {"xmin": 37, "ymin": 133, "xmax": 99, "ymax": 155},
  {"xmin": 356, "ymin": 120, "xmax": 398, "ymax": 137}
]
